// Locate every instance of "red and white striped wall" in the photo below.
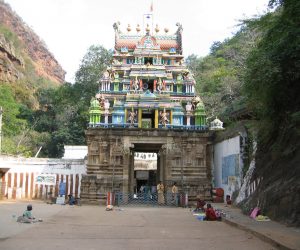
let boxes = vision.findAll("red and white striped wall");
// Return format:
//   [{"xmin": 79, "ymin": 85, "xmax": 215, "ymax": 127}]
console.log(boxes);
[{"xmin": 0, "ymin": 156, "xmax": 86, "ymax": 200}]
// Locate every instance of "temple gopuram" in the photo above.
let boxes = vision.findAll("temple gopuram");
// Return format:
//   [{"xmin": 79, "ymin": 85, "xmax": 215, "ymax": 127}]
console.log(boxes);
[{"xmin": 81, "ymin": 22, "xmax": 213, "ymax": 205}]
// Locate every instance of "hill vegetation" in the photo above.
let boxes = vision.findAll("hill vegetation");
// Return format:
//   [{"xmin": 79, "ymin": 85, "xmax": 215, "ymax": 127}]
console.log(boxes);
[{"xmin": 186, "ymin": 0, "xmax": 299, "ymax": 226}]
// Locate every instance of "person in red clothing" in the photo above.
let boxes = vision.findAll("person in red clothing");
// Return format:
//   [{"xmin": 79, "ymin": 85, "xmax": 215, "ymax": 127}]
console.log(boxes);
[
  {"xmin": 205, "ymin": 203, "xmax": 217, "ymax": 221},
  {"xmin": 195, "ymin": 195, "xmax": 206, "ymax": 212}
]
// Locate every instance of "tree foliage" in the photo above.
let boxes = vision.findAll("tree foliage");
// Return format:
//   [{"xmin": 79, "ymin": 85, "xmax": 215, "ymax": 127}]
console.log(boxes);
[
  {"xmin": 32, "ymin": 45, "xmax": 112, "ymax": 157},
  {"xmin": 186, "ymin": 27, "xmax": 260, "ymax": 121},
  {"xmin": 0, "ymin": 85, "xmax": 26, "ymax": 137},
  {"xmin": 0, "ymin": 45, "xmax": 111, "ymax": 157},
  {"xmin": 75, "ymin": 45, "xmax": 112, "ymax": 104},
  {"xmin": 243, "ymin": 0, "xmax": 300, "ymax": 141}
]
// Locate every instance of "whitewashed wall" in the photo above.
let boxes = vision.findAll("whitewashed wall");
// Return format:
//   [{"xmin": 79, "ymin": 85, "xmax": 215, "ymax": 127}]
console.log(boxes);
[
  {"xmin": 0, "ymin": 156, "xmax": 86, "ymax": 199},
  {"xmin": 212, "ymin": 135, "xmax": 243, "ymax": 199},
  {"xmin": 62, "ymin": 145, "xmax": 87, "ymax": 159}
]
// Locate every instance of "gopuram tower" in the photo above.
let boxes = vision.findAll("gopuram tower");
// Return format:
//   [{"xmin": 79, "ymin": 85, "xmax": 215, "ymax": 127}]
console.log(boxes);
[{"xmin": 81, "ymin": 22, "xmax": 212, "ymax": 205}]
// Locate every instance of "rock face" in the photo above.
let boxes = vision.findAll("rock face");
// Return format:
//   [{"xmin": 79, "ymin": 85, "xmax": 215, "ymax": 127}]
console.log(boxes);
[
  {"xmin": 0, "ymin": 1, "xmax": 65, "ymax": 84},
  {"xmin": 0, "ymin": 33, "xmax": 24, "ymax": 82}
]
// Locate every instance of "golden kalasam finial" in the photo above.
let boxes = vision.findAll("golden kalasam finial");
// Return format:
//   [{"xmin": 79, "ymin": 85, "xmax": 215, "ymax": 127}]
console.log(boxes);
[
  {"xmin": 146, "ymin": 24, "xmax": 150, "ymax": 33},
  {"xmin": 127, "ymin": 24, "xmax": 131, "ymax": 32},
  {"xmin": 155, "ymin": 24, "xmax": 160, "ymax": 33},
  {"xmin": 136, "ymin": 24, "xmax": 141, "ymax": 33},
  {"xmin": 164, "ymin": 27, "xmax": 169, "ymax": 34}
]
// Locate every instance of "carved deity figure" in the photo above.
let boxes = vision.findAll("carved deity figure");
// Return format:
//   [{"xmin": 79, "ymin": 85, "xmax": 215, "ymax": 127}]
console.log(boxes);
[
  {"xmin": 157, "ymin": 78, "xmax": 163, "ymax": 93},
  {"xmin": 104, "ymin": 99, "xmax": 110, "ymax": 110},
  {"xmin": 127, "ymin": 110, "xmax": 137, "ymax": 126},
  {"xmin": 192, "ymin": 96, "xmax": 201, "ymax": 110},
  {"xmin": 176, "ymin": 73, "xmax": 183, "ymax": 82},
  {"xmin": 114, "ymin": 71, "xmax": 119, "ymax": 79},
  {"xmin": 159, "ymin": 109, "xmax": 169, "ymax": 126},
  {"xmin": 112, "ymin": 58, "xmax": 121, "ymax": 65},
  {"xmin": 186, "ymin": 102, "xmax": 192, "ymax": 112},
  {"xmin": 96, "ymin": 93, "xmax": 106, "ymax": 109},
  {"xmin": 133, "ymin": 77, "xmax": 139, "ymax": 92},
  {"xmin": 103, "ymin": 70, "xmax": 110, "ymax": 79}
]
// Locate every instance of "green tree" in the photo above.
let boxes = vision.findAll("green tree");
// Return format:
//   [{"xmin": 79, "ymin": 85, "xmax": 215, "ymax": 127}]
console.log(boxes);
[
  {"xmin": 28, "ymin": 45, "xmax": 112, "ymax": 157},
  {"xmin": 0, "ymin": 85, "xmax": 26, "ymax": 137},
  {"xmin": 75, "ymin": 45, "xmax": 112, "ymax": 104},
  {"xmin": 240, "ymin": 0, "xmax": 300, "ymax": 226},
  {"xmin": 243, "ymin": 0, "xmax": 300, "ymax": 140},
  {"xmin": 187, "ymin": 26, "xmax": 259, "ymax": 122}
]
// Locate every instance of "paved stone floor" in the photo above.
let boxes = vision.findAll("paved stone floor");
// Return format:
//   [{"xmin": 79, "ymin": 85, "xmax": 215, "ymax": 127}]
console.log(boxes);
[{"xmin": 0, "ymin": 201, "xmax": 277, "ymax": 250}]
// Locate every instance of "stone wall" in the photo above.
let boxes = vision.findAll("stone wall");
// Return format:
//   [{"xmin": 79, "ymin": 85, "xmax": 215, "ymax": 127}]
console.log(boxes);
[{"xmin": 81, "ymin": 128, "xmax": 213, "ymax": 204}]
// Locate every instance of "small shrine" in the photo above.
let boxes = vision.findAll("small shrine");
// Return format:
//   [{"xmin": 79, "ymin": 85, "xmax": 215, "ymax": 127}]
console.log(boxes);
[{"xmin": 88, "ymin": 22, "xmax": 207, "ymax": 130}]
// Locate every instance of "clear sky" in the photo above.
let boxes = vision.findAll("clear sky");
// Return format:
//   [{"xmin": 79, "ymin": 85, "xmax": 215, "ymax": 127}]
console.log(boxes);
[{"xmin": 5, "ymin": 0, "xmax": 270, "ymax": 83}]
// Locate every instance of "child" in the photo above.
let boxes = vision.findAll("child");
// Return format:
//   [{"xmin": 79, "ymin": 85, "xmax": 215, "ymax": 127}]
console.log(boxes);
[{"xmin": 17, "ymin": 204, "xmax": 35, "ymax": 223}]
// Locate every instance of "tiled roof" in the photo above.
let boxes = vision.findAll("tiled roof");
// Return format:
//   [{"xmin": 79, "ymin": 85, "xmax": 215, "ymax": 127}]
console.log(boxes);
[
  {"xmin": 115, "ymin": 36, "xmax": 179, "ymax": 50},
  {"xmin": 157, "ymin": 39, "xmax": 178, "ymax": 50},
  {"xmin": 116, "ymin": 39, "xmax": 137, "ymax": 49}
]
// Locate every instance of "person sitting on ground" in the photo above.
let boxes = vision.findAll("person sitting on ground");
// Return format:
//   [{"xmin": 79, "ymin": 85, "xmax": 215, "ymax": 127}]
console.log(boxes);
[
  {"xmin": 205, "ymin": 203, "xmax": 217, "ymax": 221},
  {"xmin": 68, "ymin": 194, "xmax": 76, "ymax": 205},
  {"xmin": 17, "ymin": 204, "xmax": 36, "ymax": 223},
  {"xmin": 195, "ymin": 195, "xmax": 206, "ymax": 212}
]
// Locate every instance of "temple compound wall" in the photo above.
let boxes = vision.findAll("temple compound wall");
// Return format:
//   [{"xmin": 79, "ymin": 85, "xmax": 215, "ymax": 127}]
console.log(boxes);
[
  {"xmin": 80, "ymin": 128, "xmax": 213, "ymax": 204},
  {"xmin": 213, "ymin": 135, "xmax": 243, "ymax": 201},
  {"xmin": 0, "ymin": 146, "xmax": 87, "ymax": 200}
]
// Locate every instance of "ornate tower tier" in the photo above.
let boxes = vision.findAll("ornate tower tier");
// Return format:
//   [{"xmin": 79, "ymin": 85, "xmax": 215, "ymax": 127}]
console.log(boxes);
[{"xmin": 89, "ymin": 22, "xmax": 207, "ymax": 130}]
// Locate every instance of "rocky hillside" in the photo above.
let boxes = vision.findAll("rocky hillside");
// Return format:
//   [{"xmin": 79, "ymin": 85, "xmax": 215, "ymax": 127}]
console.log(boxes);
[{"xmin": 0, "ymin": 0, "xmax": 65, "ymax": 84}]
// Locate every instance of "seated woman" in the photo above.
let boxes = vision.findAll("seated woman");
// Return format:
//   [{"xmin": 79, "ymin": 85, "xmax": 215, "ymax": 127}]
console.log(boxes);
[{"xmin": 205, "ymin": 203, "xmax": 217, "ymax": 221}]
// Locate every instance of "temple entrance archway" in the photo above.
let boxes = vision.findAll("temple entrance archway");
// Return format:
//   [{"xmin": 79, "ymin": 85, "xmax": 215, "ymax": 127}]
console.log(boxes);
[
  {"xmin": 129, "ymin": 143, "xmax": 164, "ymax": 193},
  {"xmin": 81, "ymin": 128, "xmax": 212, "ymax": 205}
]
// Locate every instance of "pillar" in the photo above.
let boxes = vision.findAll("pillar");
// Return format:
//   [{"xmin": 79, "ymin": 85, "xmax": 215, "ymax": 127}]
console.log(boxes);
[
  {"xmin": 186, "ymin": 115, "xmax": 191, "ymax": 126},
  {"xmin": 155, "ymin": 109, "xmax": 158, "ymax": 128},
  {"xmin": 138, "ymin": 108, "xmax": 142, "ymax": 128}
]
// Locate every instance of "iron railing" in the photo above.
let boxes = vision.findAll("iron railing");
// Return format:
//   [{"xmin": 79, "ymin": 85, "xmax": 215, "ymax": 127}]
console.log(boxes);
[{"xmin": 114, "ymin": 192, "xmax": 188, "ymax": 207}]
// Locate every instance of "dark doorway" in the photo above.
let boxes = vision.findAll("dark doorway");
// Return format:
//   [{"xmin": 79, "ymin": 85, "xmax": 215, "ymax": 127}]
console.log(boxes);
[
  {"xmin": 143, "ymin": 79, "xmax": 154, "ymax": 93},
  {"xmin": 144, "ymin": 57, "xmax": 153, "ymax": 65},
  {"xmin": 142, "ymin": 110, "xmax": 155, "ymax": 128}
]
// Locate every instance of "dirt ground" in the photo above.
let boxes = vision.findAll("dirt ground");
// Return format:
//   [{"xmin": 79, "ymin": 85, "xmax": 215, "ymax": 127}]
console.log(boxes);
[{"xmin": 0, "ymin": 200, "xmax": 277, "ymax": 250}]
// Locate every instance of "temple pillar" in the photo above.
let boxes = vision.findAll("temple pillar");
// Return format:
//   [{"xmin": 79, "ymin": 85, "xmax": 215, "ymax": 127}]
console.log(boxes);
[
  {"xmin": 104, "ymin": 112, "xmax": 108, "ymax": 124},
  {"xmin": 155, "ymin": 109, "xmax": 158, "ymax": 128},
  {"xmin": 139, "ymin": 79, "xmax": 143, "ymax": 91},
  {"xmin": 124, "ymin": 109, "xmax": 127, "ymax": 124},
  {"xmin": 138, "ymin": 108, "xmax": 142, "ymax": 128},
  {"xmin": 186, "ymin": 115, "xmax": 191, "ymax": 126},
  {"xmin": 129, "ymin": 152, "xmax": 135, "ymax": 193}
]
